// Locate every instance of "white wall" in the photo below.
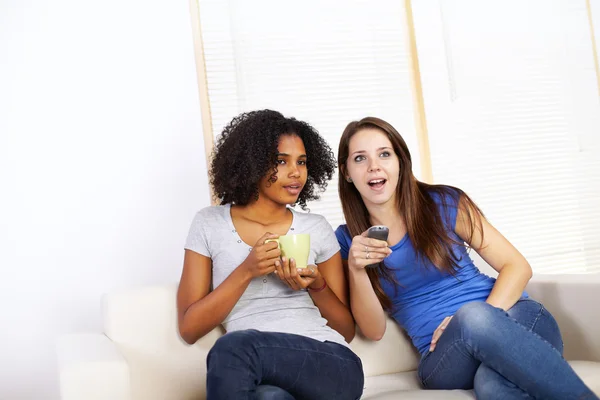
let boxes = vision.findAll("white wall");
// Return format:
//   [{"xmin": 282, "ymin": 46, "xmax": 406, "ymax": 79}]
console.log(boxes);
[{"xmin": 0, "ymin": 0, "xmax": 210, "ymax": 398}]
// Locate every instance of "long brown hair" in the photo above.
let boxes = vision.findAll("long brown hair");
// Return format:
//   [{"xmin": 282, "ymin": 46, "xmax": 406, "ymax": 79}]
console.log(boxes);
[{"xmin": 338, "ymin": 117, "xmax": 484, "ymax": 310}]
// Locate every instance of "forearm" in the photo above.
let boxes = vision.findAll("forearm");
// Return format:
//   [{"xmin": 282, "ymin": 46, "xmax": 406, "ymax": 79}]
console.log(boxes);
[
  {"xmin": 309, "ymin": 277, "xmax": 356, "ymax": 342},
  {"xmin": 348, "ymin": 267, "xmax": 386, "ymax": 340},
  {"xmin": 180, "ymin": 266, "xmax": 251, "ymax": 344},
  {"xmin": 486, "ymin": 262, "xmax": 532, "ymax": 311}
]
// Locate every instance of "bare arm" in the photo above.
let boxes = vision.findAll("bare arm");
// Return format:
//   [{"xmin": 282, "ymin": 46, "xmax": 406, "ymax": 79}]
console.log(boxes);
[
  {"xmin": 176, "ymin": 232, "xmax": 280, "ymax": 344},
  {"xmin": 177, "ymin": 250, "xmax": 252, "ymax": 344},
  {"xmin": 345, "ymin": 234, "xmax": 391, "ymax": 341},
  {"xmin": 347, "ymin": 261, "xmax": 387, "ymax": 340},
  {"xmin": 430, "ymin": 196, "xmax": 533, "ymax": 352},
  {"xmin": 455, "ymin": 196, "xmax": 532, "ymax": 311}
]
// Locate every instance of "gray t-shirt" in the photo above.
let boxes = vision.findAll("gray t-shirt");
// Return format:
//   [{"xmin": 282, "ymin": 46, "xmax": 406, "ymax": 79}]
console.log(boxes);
[{"xmin": 184, "ymin": 204, "xmax": 347, "ymax": 347}]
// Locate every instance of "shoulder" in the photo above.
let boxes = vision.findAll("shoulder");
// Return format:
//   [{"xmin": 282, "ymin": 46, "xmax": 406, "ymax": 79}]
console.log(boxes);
[
  {"xmin": 333, "ymin": 225, "xmax": 352, "ymax": 258},
  {"xmin": 291, "ymin": 209, "xmax": 340, "ymax": 262},
  {"xmin": 426, "ymin": 186, "xmax": 463, "ymax": 231},
  {"xmin": 334, "ymin": 224, "xmax": 351, "ymax": 240},
  {"xmin": 190, "ymin": 205, "xmax": 228, "ymax": 226},
  {"xmin": 291, "ymin": 208, "xmax": 332, "ymax": 231},
  {"xmin": 194, "ymin": 205, "xmax": 224, "ymax": 218},
  {"xmin": 427, "ymin": 186, "xmax": 461, "ymax": 208},
  {"xmin": 334, "ymin": 224, "xmax": 353, "ymax": 247},
  {"xmin": 185, "ymin": 205, "xmax": 230, "ymax": 255}
]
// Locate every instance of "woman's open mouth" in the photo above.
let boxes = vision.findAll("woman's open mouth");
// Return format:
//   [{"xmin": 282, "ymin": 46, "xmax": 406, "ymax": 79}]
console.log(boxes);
[
  {"xmin": 368, "ymin": 179, "xmax": 387, "ymax": 191},
  {"xmin": 284, "ymin": 185, "xmax": 303, "ymax": 195}
]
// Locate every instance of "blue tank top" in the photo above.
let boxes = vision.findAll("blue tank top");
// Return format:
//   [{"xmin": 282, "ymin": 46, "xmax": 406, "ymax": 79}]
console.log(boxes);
[{"xmin": 335, "ymin": 190, "xmax": 525, "ymax": 355}]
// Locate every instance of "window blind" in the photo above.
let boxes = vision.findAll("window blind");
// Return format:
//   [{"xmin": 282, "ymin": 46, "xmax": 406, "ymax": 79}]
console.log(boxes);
[
  {"xmin": 197, "ymin": 0, "xmax": 420, "ymax": 229},
  {"xmin": 412, "ymin": 0, "xmax": 600, "ymax": 273},
  {"xmin": 592, "ymin": 0, "xmax": 600, "ymax": 68}
]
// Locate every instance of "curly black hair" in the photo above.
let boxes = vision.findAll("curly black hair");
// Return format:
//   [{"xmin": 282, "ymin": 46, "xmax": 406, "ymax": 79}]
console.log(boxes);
[{"xmin": 210, "ymin": 109, "xmax": 336, "ymax": 210}]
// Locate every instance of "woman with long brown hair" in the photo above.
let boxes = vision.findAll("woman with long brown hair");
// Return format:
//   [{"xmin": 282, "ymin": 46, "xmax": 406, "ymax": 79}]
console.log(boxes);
[{"xmin": 335, "ymin": 117, "xmax": 597, "ymax": 399}]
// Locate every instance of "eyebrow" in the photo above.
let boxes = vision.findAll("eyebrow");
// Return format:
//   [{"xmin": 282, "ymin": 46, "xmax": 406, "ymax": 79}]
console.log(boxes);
[
  {"xmin": 350, "ymin": 147, "xmax": 392, "ymax": 156},
  {"xmin": 277, "ymin": 153, "xmax": 307, "ymax": 158}
]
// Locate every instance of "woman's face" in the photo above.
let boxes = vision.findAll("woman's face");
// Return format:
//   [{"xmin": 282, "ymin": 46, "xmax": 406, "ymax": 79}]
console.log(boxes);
[
  {"xmin": 258, "ymin": 134, "xmax": 308, "ymax": 205},
  {"xmin": 345, "ymin": 128, "xmax": 400, "ymax": 208}
]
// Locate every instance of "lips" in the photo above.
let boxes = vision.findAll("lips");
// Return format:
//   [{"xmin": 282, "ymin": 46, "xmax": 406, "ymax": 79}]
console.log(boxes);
[
  {"xmin": 368, "ymin": 178, "xmax": 387, "ymax": 190},
  {"xmin": 283, "ymin": 183, "xmax": 303, "ymax": 195}
]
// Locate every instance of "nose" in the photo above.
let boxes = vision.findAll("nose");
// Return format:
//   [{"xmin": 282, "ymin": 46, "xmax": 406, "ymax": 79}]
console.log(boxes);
[
  {"xmin": 368, "ymin": 158, "xmax": 381, "ymax": 173},
  {"xmin": 289, "ymin": 162, "xmax": 300, "ymax": 178}
]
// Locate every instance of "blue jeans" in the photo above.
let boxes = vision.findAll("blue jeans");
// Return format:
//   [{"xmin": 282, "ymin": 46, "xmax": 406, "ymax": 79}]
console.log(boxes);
[
  {"xmin": 206, "ymin": 329, "xmax": 364, "ymax": 400},
  {"xmin": 418, "ymin": 299, "xmax": 598, "ymax": 399}
]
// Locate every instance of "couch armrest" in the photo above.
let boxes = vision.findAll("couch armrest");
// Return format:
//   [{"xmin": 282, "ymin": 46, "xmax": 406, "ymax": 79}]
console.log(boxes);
[
  {"xmin": 526, "ymin": 274, "xmax": 600, "ymax": 362},
  {"xmin": 118, "ymin": 328, "xmax": 223, "ymax": 400},
  {"xmin": 57, "ymin": 333, "xmax": 131, "ymax": 400}
]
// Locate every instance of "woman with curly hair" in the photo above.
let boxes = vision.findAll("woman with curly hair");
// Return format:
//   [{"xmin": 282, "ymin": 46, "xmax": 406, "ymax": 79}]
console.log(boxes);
[{"xmin": 177, "ymin": 110, "xmax": 364, "ymax": 400}]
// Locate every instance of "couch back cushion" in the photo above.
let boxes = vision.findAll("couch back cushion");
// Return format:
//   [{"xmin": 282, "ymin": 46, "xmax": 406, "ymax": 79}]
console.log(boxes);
[
  {"xmin": 349, "ymin": 319, "xmax": 420, "ymax": 375},
  {"xmin": 103, "ymin": 284, "xmax": 223, "ymax": 351},
  {"xmin": 103, "ymin": 284, "xmax": 419, "ymax": 377}
]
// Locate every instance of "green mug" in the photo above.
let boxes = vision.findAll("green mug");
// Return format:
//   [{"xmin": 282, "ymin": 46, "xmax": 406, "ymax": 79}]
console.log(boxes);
[{"xmin": 266, "ymin": 234, "xmax": 310, "ymax": 268}]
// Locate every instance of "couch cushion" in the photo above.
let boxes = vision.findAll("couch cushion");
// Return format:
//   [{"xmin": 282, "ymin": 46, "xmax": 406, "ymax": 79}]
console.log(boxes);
[
  {"xmin": 361, "ymin": 372, "xmax": 474, "ymax": 399},
  {"xmin": 350, "ymin": 319, "xmax": 420, "ymax": 376},
  {"xmin": 359, "ymin": 361, "xmax": 600, "ymax": 400},
  {"xmin": 570, "ymin": 361, "xmax": 600, "ymax": 395},
  {"xmin": 525, "ymin": 274, "xmax": 600, "ymax": 362},
  {"xmin": 102, "ymin": 283, "xmax": 600, "ymax": 399},
  {"xmin": 103, "ymin": 284, "xmax": 183, "ymax": 350},
  {"xmin": 118, "ymin": 344, "xmax": 206, "ymax": 400}
]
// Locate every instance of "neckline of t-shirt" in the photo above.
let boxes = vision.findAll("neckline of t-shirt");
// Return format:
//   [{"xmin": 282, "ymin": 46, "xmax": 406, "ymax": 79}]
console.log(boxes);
[
  {"xmin": 390, "ymin": 233, "xmax": 409, "ymax": 250},
  {"xmin": 343, "ymin": 224, "xmax": 408, "ymax": 250},
  {"xmin": 224, "ymin": 203, "xmax": 298, "ymax": 249}
]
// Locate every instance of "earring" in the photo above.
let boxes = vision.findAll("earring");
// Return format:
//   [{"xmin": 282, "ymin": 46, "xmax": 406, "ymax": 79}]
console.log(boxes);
[{"xmin": 347, "ymin": 177, "xmax": 353, "ymax": 183}]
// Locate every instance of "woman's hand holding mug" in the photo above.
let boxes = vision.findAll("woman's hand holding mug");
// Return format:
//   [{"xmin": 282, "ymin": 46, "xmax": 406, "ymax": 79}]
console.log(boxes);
[{"xmin": 240, "ymin": 232, "xmax": 281, "ymax": 279}]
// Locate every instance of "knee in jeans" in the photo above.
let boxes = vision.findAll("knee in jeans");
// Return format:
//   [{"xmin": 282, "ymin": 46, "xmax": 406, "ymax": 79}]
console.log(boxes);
[
  {"xmin": 473, "ymin": 365, "xmax": 496, "ymax": 398},
  {"xmin": 454, "ymin": 302, "xmax": 497, "ymax": 336},
  {"xmin": 208, "ymin": 330, "xmax": 259, "ymax": 360},
  {"xmin": 255, "ymin": 385, "xmax": 295, "ymax": 400}
]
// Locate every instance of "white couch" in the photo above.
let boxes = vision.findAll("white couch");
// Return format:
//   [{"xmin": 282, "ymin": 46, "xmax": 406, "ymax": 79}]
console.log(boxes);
[{"xmin": 57, "ymin": 274, "xmax": 600, "ymax": 399}]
